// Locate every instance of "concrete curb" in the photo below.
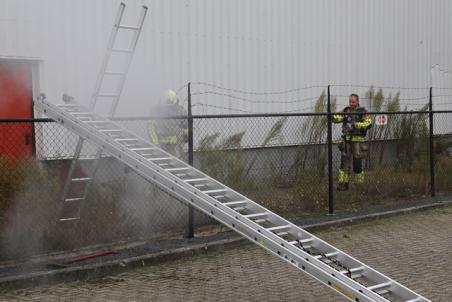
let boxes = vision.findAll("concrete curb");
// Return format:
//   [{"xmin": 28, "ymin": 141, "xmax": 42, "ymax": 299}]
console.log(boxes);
[
  {"xmin": 1, "ymin": 199, "xmax": 450, "ymax": 290},
  {"xmin": 302, "ymin": 199, "xmax": 452, "ymax": 231}
]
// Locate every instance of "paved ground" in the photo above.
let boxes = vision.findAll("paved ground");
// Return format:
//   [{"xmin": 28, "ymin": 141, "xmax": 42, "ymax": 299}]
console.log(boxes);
[{"xmin": 0, "ymin": 205, "xmax": 450, "ymax": 302}]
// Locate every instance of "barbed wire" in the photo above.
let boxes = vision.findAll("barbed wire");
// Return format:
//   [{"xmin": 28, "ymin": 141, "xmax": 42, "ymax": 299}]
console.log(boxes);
[
  {"xmin": 191, "ymin": 91, "xmax": 320, "ymax": 104},
  {"xmin": 191, "ymin": 103, "xmax": 316, "ymax": 114},
  {"xmin": 429, "ymin": 103, "xmax": 452, "ymax": 107},
  {"xmin": 431, "ymin": 65, "xmax": 452, "ymax": 74},
  {"xmin": 329, "ymin": 84, "xmax": 429, "ymax": 90},
  {"xmin": 191, "ymin": 82, "xmax": 326, "ymax": 95},
  {"xmin": 192, "ymin": 103, "xmax": 257, "ymax": 114},
  {"xmin": 394, "ymin": 102, "xmax": 429, "ymax": 106},
  {"xmin": 431, "ymin": 94, "xmax": 452, "ymax": 98},
  {"xmin": 333, "ymin": 95, "xmax": 429, "ymax": 101},
  {"xmin": 191, "ymin": 81, "xmax": 449, "ymax": 94},
  {"xmin": 176, "ymin": 84, "xmax": 189, "ymax": 96}
]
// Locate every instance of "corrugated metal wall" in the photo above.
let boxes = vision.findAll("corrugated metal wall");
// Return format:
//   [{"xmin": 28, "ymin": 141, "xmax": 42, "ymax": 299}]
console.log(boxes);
[{"xmin": 0, "ymin": 0, "xmax": 451, "ymax": 116}]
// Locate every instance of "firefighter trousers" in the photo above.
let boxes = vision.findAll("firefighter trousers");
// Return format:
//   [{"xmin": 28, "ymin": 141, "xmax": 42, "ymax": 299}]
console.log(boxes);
[{"xmin": 338, "ymin": 141, "xmax": 367, "ymax": 185}]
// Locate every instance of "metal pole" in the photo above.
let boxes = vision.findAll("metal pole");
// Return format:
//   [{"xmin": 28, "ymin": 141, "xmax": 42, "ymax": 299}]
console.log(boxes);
[
  {"xmin": 186, "ymin": 82, "xmax": 195, "ymax": 238},
  {"xmin": 429, "ymin": 86, "xmax": 435, "ymax": 197},
  {"xmin": 327, "ymin": 85, "xmax": 334, "ymax": 215}
]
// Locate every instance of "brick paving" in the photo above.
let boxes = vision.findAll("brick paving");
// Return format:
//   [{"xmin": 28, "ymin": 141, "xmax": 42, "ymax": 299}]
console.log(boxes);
[{"xmin": 0, "ymin": 205, "xmax": 451, "ymax": 302}]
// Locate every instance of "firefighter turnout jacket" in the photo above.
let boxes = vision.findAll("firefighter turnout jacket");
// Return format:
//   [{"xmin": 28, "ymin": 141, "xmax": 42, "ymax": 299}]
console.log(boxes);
[
  {"xmin": 332, "ymin": 106, "xmax": 372, "ymax": 142},
  {"xmin": 149, "ymin": 102, "xmax": 188, "ymax": 145}
]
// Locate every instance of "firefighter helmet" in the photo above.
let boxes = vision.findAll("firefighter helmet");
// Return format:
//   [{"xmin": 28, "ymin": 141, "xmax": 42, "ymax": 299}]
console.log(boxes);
[{"xmin": 164, "ymin": 89, "xmax": 177, "ymax": 104}]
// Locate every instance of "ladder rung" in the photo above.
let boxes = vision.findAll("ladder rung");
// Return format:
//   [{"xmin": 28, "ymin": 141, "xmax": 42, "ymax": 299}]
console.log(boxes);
[
  {"xmin": 266, "ymin": 225, "xmax": 291, "ymax": 232},
  {"xmin": 184, "ymin": 178, "xmax": 208, "ymax": 183},
  {"xmin": 131, "ymin": 147, "xmax": 155, "ymax": 151},
  {"xmin": 232, "ymin": 207, "xmax": 246, "ymax": 211},
  {"xmin": 203, "ymin": 189, "xmax": 227, "ymax": 194},
  {"xmin": 254, "ymin": 218, "xmax": 266, "ymax": 224},
  {"xmin": 313, "ymin": 255, "xmax": 323, "ymax": 259},
  {"xmin": 60, "ymin": 217, "xmax": 80, "ymax": 222},
  {"xmin": 65, "ymin": 198, "xmax": 84, "ymax": 202},
  {"xmin": 349, "ymin": 266, "xmax": 365, "ymax": 273},
  {"xmin": 223, "ymin": 200, "xmax": 248, "ymax": 206},
  {"xmin": 367, "ymin": 281, "xmax": 392, "ymax": 291},
  {"xmin": 71, "ymin": 112, "xmax": 92, "ymax": 115},
  {"xmin": 405, "ymin": 298, "xmax": 423, "ymax": 302},
  {"xmin": 111, "ymin": 48, "xmax": 133, "ymax": 53},
  {"xmin": 115, "ymin": 138, "xmax": 138, "ymax": 142},
  {"xmin": 276, "ymin": 231, "xmax": 289, "ymax": 236},
  {"xmin": 118, "ymin": 25, "xmax": 140, "ymax": 30},
  {"xmin": 298, "ymin": 238, "xmax": 314, "ymax": 244},
  {"xmin": 72, "ymin": 177, "xmax": 92, "ymax": 182},
  {"xmin": 147, "ymin": 157, "xmax": 171, "ymax": 161},
  {"xmin": 99, "ymin": 129, "xmax": 122, "ymax": 133},
  {"xmin": 212, "ymin": 195, "xmax": 225, "ymax": 199},
  {"xmin": 57, "ymin": 103, "xmax": 78, "ymax": 107},
  {"xmin": 244, "ymin": 212, "xmax": 267, "ymax": 219},
  {"xmin": 97, "ymin": 93, "xmax": 120, "ymax": 97},
  {"xmin": 85, "ymin": 120, "xmax": 109, "ymax": 124},
  {"xmin": 166, "ymin": 167, "xmax": 189, "ymax": 172},
  {"xmin": 324, "ymin": 251, "xmax": 339, "ymax": 258}
]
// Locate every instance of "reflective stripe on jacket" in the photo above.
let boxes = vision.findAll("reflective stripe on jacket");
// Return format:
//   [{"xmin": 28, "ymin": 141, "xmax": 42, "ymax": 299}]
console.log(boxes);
[
  {"xmin": 148, "ymin": 103, "xmax": 188, "ymax": 145},
  {"xmin": 333, "ymin": 106, "xmax": 372, "ymax": 140}
]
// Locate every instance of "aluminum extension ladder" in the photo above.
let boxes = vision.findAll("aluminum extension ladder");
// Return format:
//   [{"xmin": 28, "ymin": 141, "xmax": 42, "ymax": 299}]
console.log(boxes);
[
  {"xmin": 59, "ymin": 2, "xmax": 148, "ymax": 222},
  {"xmin": 34, "ymin": 96, "xmax": 430, "ymax": 302}
]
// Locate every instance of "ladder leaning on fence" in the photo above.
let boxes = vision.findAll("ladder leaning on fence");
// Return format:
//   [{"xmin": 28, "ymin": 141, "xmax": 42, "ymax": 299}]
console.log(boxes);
[
  {"xmin": 59, "ymin": 2, "xmax": 148, "ymax": 222},
  {"xmin": 34, "ymin": 95, "xmax": 430, "ymax": 302}
]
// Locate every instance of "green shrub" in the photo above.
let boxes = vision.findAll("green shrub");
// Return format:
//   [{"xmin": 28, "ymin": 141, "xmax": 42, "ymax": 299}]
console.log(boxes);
[{"xmin": 0, "ymin": 158, "xmax": 59, "ymax": 259}]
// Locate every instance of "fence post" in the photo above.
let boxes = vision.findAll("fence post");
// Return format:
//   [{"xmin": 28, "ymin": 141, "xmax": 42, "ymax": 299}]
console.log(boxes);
[
  {"xmin": 186, "ymin": 82, "xmax": 195, "ymax": 238},
  {"xmin": 327, "ymin": 85, "xmax": 334, "ymax": 215},
  {"xmin": 429, "ymin": 86, "xmax": 435, "ymax": 197}
]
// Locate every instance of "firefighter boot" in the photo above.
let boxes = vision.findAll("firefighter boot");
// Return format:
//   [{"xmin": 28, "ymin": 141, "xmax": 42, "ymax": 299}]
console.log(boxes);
[{"xmin": 337, "ymin": 169, "xmax": 349, "ymax": 191}]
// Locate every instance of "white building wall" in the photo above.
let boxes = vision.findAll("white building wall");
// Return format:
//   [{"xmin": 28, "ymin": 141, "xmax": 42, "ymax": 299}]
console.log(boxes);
[
  {"xmin": 1, "ymin": 0, "xmax": 452, "ymax": 152},
  {"xmin": 1, "ymin": 0, "xmax": 451, "ymax": 115}
]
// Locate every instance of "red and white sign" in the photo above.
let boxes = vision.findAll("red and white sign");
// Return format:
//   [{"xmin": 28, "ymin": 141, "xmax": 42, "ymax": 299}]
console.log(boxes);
[{"xmin": 375, "ymin": 114, "xmax": 388, "ymax": 126}]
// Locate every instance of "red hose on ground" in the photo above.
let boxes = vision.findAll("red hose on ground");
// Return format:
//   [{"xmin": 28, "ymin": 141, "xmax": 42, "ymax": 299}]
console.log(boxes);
[{"xmin": 64, "ymin": 249, "xmax": 116, "ymax": 264}]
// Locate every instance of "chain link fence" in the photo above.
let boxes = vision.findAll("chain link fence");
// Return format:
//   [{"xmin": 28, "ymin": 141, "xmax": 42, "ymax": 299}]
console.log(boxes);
[
  {"xmin": 0, "ymin": 104, "xmax": 451, "ymax": 261},
  {"xmin": 116, "ymin": 109, "xmax": 452, "ymax": 218},
  {"xmin": 0, "ymin": 120, "xmax": 210, "ymax": 262}
]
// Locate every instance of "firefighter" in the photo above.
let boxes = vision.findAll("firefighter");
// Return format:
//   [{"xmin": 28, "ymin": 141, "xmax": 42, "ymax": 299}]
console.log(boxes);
[
  {"xmin": 148, "ymin": 89, "xmax": 188, "ymax": 159},
  {"xmin": 332, "ymin": 94, "xmax": 372, "ymax": 191}
]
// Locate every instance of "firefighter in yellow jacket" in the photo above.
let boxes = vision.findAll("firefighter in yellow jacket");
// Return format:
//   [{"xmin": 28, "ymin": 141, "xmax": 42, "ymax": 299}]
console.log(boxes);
[
  {"xmin": 332, "ymin": 94, "xmax": 372, "ymax": 191},
  {"xmin": 148, "ymin": 90, "xmax": 188, "ymax": 159}
]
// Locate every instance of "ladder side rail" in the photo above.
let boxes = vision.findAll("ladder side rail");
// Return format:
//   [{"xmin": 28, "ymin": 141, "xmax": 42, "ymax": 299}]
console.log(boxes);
[
  {"xmin": 36, "ymin": 100, "xmax": 431, "ymax": 302},
  {"xmin": 79, "ymin": 148, "xmax": 104, "ymax": 200},
  {"xmin": 108, "ymin": 4, "xmax": 148, "ymax": 118},
  {"xmin": 89, "ymin": 2, "xmax": 126, "ymax": 110},
  {"xmin": 60, "ymin": 138, "xmax": 85, "ymax": 202}
]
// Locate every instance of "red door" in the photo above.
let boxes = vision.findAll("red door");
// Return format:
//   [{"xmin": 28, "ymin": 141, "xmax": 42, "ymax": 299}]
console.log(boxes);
[{"xmin": 0, "ymin": 61, "xmax": 34, "ymax": 162}]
